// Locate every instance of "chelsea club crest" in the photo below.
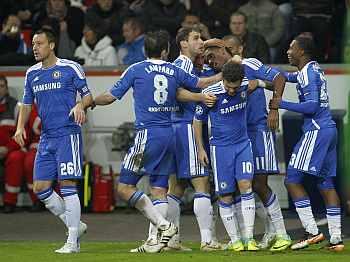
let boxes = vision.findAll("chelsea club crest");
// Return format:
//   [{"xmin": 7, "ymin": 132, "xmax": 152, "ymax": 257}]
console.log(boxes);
[{"xmin": 52, "ymin": 70, "xmax": 61, "ymax": 79}]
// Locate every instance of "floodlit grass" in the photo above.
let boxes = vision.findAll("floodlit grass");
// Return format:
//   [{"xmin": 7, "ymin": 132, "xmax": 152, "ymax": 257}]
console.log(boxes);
[{"xmin": 0, "ymin": 241, "xmax": 348, "ymax": 262}]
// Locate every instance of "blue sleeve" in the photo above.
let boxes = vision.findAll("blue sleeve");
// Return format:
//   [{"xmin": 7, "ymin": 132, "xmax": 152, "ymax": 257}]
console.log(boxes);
[
  {"xmin": 284, "ymin": 71, "xmax": 298, "ymax": 83},
  {"xmin": 194, "ymin": 103, "xmax": 209, "ymax": 121},
  {"xmin": 71, "ymin": 64, "xmax": 91, "ymax": 97},
  {"xmin": 244, "ymin": 58, "xmax": 280, "ymax": 82},
  {"xmin": 22, "ymin": 72, "xmax": 34, "ymax": 105},
  {"xmin": 279, "ymin": 100, "xmax": 318, "ymax": 114},
  {"xmin": 176, "ymin": 67, "xmax": 199, "ymax": 90},
  {"xmin": 109, "ymin": 65, "xmax": 134, "ymax": 99}
]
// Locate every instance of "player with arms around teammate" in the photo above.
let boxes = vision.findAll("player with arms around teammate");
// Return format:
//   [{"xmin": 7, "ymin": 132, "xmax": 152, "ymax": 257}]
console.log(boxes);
[
  {"xmin": 270, "ymin": 36, "xmax": 344, "ymax": 251},
  {"xmin": 14, "ymin": 28, "xmax": 94, "ymax": 254},
  {"xmin": 165, "ymin": 27, "xmax": 221, "ymax": 251},
  {"xmin": 93, "ymin": 30, "xmax": 220, "ymax": 253},
  {"xmin": 205, "ymin": 37, "xmax": 291, "ymax": 251},
  {"xmin": 194, "ymin": 61, "xmax": 259, "ymax": 251}
]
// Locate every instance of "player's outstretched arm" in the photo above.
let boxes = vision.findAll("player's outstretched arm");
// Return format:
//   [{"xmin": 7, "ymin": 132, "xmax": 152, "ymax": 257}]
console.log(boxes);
[
  {"xmin": 176, "ymin": 88, "xmax": 217, "ymax": 107},
  {"xmin": 197, "ymin": 72, "xmax": 223, "ymax": 89},
  {"xmin": 193, "ymin": 119, "xmax": 209, "ymax": 167},
  {"xmin": 94, "ymin": 91, "xmax": 117, "ymax": 106},
  {"xmin": 267, "ymin": 73, "xmax": 286, "ymax": 130},
  {"xmin": 14, "ymin": 104, "xmax": 32, "ymax": 147}
]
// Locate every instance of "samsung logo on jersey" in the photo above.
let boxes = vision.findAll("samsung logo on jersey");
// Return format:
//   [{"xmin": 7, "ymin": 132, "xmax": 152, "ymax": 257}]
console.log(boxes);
[
  {"xmin": 148, "ymin": 106, "xmax": 179, "ymax": 112},
  {"xmin": 145, "ymin": 65, "xmax": 174, "ymax": 76},
  {"xmin": 220, "ymin": 102, "xmax": 246, "ymax": 114},
  {"xmin": 33, "ymin": 82, "xmax": 62, "ymax": 93}
]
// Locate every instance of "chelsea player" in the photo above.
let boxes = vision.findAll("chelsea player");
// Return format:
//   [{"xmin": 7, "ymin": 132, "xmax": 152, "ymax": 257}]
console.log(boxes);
[
  {"xmin": 270, "ymin": 36, "xmax": 344, "ymax": 251},
  {"xmin": 93, "ymin": 30, "xmax": 220, "ymax": 253},
  {"xmin": 202, "ymin": 38, "xmax": 291, "ymax": 251},
  {"xmin": 14, "ymin": 28, "xmax": 93, "ymax": 254}
]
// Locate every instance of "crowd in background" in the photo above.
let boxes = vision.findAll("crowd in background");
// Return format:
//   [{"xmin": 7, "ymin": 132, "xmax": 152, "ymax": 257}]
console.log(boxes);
[{"xmin": 0, "ymin": 0, "xmax": 348, "ymax": 66}]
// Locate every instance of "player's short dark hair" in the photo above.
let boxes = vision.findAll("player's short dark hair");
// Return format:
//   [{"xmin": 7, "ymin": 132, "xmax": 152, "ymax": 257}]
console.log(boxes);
[
  {"xmin": 144, "ymin": 30, "xmax": 170, "ymax": 58},
  {"xmin": 176, "ymin": 26, "xmax": 201, "ymax": 49},
  {"xmin": 0, "ymin": 75, "xmax": 8, "ymax": 86},
  {"xmin": 231, "ymin": 11, "xmax": 248, "ymax": 23},
  {"xmin": 34, "ymin": 28, "xmax": 57, "ymax": 44},
  {"xmin": 222, "ymin": 61, "xmax": 245, "ymax": 83},
  {"xmin": 294, "ymin": 36, "xmax": 315, "ymax": 59},
  {"xmin": 222, "ymin": 34, "xmax": 242, "ymax": 46}
]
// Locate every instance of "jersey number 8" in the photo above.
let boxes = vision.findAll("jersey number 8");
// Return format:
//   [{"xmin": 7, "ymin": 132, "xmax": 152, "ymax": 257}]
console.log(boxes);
[{"xmin": 153, "ymin": 74, "xmax": 168, "ymax": 105}]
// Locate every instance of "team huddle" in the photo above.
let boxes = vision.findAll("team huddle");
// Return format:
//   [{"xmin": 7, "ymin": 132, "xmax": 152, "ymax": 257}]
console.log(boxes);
[{"xmin": 17, "ymin": 26, "xmax": 343, "ymax": 254}]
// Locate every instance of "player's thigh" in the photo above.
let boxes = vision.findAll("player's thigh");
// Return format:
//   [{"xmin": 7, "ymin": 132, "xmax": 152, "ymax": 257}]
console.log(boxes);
[
  {"xmin": 191, "ymin": 176, "xmax": 209, "ymax": 193},
  {"xmin": 122, "ymin": 127, "xmax": 174, "ymax": 175},
  {"xmin": 235, "ymin": 141, "xmax": 254, "ymax": 184},
  {"xmin": 248, "ymin": 130, "xmax": 279, "ymax": 175},
  {"xmin": 56, "ymin": 133, "xmax": 83, "ymax": 180},
  {"xmin": 174, "ymin": 123, "xmax": 207, "ymax": 179},
  {"xmin": 33, "ymin": 137, "xmax": 57, "ymax": 183},
  {"xmin": 210, "ymin": 144, "xmax": 236, "ymax": 196}
]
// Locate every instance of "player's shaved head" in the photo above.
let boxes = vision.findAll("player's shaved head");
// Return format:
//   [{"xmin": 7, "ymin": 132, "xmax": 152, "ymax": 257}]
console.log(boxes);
[{"xmin": 294, "ymin": 36, "xmax": 315, "ymax": 59}]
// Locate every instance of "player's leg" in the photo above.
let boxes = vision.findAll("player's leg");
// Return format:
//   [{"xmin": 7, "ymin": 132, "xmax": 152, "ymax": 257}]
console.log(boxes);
[
  {"xmin": 211, "ymin": 144, "xmax": 243, "ymax": 251},
  {"xmin": 317, "ymin": 134, "xmax": 343, "ymax": 251},
  {"xmin": 147, "ymin": 176, "xmax": 169, "ymax": 245},
  {"xmin": 55, "ymin": 133, "xmax": 87, "ymax": 254},
  {"xmin": 3, "ymin": 150, "xmax": 25, "ymax": 213},
  {"xmin": 235, "ymin": 142, "xmax": 258, "ymax": 251}
]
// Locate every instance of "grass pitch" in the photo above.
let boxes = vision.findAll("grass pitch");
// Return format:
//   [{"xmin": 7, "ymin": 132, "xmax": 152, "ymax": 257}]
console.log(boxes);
[{"xmin": 0, "ymin": 241, "xmax": 348, "ymax": 262}]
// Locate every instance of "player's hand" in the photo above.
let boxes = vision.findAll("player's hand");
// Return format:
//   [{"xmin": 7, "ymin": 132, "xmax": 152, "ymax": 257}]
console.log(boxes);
[
  {"xmin": 69, "ymin": 102, "xmax": 86, "ymax": 125},
  {"xmin": 14, "ymin": 127, "xmax": 27, "ymax": 147},
  {"xmin": 269, "ymin": 97, "xmax": 281, "ymax": 110},
  {"xmin": 202, "ymin": 93, "xmax": 217, "ymax": 107},
  {"xmin": 267, "ymin": 109, "xmax": 279, "ymax": 130},
  {"xmin": 248, "ymin": 80, "xmax": 259, "ymax": 94},
  {"xmin": 230, "ymin": 55, "xmax": 242, "ymax": 64},
  {"xmin": 198, "ymin": 148, "xmax": 209, "ymax": 167}
]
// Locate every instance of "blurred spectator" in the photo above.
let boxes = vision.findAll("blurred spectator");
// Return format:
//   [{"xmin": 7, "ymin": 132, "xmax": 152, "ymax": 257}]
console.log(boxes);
[
  {"xmin": 184, "ymin": 0, "xmax": 247, "ymax": 38},
  {"xmin": 181, "ymin": 12, "xmax": 211, "ymax": 40},
  {"xmin": 39, "ymin": 17, "xmax": 76, "ymax": 59},
  {"xmin": 0, "ymin": 76, "xmax": 18, "ymax": 203},
  {"xmin": 0, "ymin": 0, "xmax": 13, "ymax": 25},
  {"xmin": 32, "ymin": 0, "xmax": 85, "ymax": 47},
  {"xmin": 229, "ymin": 11, "xmax": 270, "ymax": 63},
  {"xmin": 74, "ymin": 20, "xmax": 117, "ymax": 66},
  {"xmin": 3, "ymin": 105, "xmax": 43, "ymax": 213},
  {"xmin": 0, "ymin": 15, "xmax": 33, "ymax": 66},
  {"xmin": 290, "ymin": 0, "xmax": 334, "ymax": 62},
  {"xmin": 85, "ymin": 0, "xmax": 130, "ymax": 46},
  {"xmin": 238, "ymin": 0, "xmax": 285, "ymax": 63},
  {"xmin": 143, "ymin": 0, "xmax": 186, "ymax": 37},
  {"xmin": 127, "ymin": 0, "xmax": 147, "ymax": 15},
  {"xmin": 116, "ymin": 17, "xmax": 146, "ymax": 66}
]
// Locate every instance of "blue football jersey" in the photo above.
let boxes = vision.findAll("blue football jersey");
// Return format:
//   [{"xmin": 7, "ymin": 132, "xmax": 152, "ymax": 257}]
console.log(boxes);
[
  {"xmin": 171, "ymin": 55, "xmax": 201, "ymax": 124},
  {"xmin": 242, "ymin": 58, "xmax": 281, "ymax": 131},
  {"xmin": 109, "ymin": 59, "xmax": 199, "ymax": 130},
  {"xmin": 23, "ymin": 59, "xmax": 91, "ymax": 138},
  {"xmin": 195, "ymin": 79, "xmax": 249, "ymax": 146},
  {"xmin": 288, "ymin": 61, "xmax": 335, "ymax": 131}
]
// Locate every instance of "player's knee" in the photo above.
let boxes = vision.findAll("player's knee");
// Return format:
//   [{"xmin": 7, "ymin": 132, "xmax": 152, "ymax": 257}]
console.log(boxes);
[
  {"xmin": 33, "ymin": 181, "xmax": 52, "ymax": 194},
  {"xmin": 192, "ymin": 176, "xmax": 209, "ymax": 193},
  {"xmin": 238, "ymin": 179, "xmax": 252, "ymax": 193},
  {"xmin": 150, "ymin": 187, "xmax": 167, "ymax": 200},
  {"xmin": 218, "ymin": 194, "xmax": 233, "ymax": 205}
]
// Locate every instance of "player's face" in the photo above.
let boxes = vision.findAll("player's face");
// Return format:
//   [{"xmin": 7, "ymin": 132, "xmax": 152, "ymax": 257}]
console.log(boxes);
[
  {"xmin": 224, "ymin": 39, "xmax": 243, "ymax": 56},
  {"xmin": 32, "ymin": 33, "xmax": 54, "ymax": 62},
  {"xmin": 205, "ymin": 47, "xmax": 230, "ymax": 72},
  {"xmin": 223, "ymin": 79, "xmax": 241, "ymax": 96},
  {"xmin": 187, "ymin": 31, "xmax": 204, "ymax": 56},
  {"xmin": 287, "ymin": 40, "xmax": 300, "ymax": 66},
  {"xmin": 230, "ymin": 15, "xmax": 246, "ymax": 36}
]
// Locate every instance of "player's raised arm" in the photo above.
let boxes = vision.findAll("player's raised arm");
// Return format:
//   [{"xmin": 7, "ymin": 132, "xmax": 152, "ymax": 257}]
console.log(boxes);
[
  {"xmin": 196, "ymin": 72, "xmax": 222, "ymax": 89},
  {"xmin": 176, "ymin": 88, "xmax": 217, "ymax": 107},
  {"xmin": 14, "ymin": 104, "xmax": 32, "ymax": 147}
]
